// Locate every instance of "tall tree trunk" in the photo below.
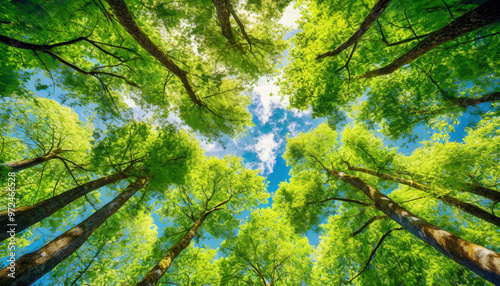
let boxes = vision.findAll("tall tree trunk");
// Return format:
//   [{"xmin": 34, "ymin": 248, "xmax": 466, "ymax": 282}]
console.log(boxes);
[
  {"xmin": 104, "ymin": 0, "xmax": 204, "ymax": 107},
  {"xmin": 2, "ymin": 148, "xmax": 65, "ymax": 172},
  {"xmin": 137, "ymin": 198, "xmax": 230, "ymax": 286},
  {"xmin": 0, "ymin": 178, "xmax": 148, "ymax": 286},
  {"xmin": 464, "ymin": 182, "xmax": 500, "ymax": 202},
  {"xmin": 359, "ymin": 0, "xmax": 500, "ymax": 79},
  {"xmin": 137, "ymin": 214, "xmax": 207, "ymax": 286},
  {"xmin": 212, "ymin": 0, "xmax": 236, "ymax": 44},
  {"xmin": 316, "ymin": 0, "xmax": 393, "ymax": 60},
  {"xmin": 449, "ymin": 92, "xmax": 500, "ymax": 108},
  {"xmin": 330, "ymin": 169, "xmax": 500, "ymax": 284},
  {"xmin": 0, "ymin": 172, "xmax": 129, "ymax": 241},
  {"xmin": 345, "ymin": 164, "xmax": 500, "ymax": 227}
]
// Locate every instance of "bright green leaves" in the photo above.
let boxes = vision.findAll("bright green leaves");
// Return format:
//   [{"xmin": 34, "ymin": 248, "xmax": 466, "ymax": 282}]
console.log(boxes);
[
  {"xmin": 91, "ymin": 122, "xmax": 203, "ymax": 189},
  {"xmin": 0, "ymin": 0, "xmax": 292, "ymax": 140},
  {"xmin": 279, "ymin": 119, "xmax": 500, "ymax": 284},
  {"xmin": 159, "ymin": 155, "xmax": 268, "ymax": 243},
  {"xmin": 280, "ymin": 0, "xmax": 499, "ymax": 139},
  {"xmin": 274, "ymin": 170, "xmax": 328, "ymax": 233},
  {"xmin": 218, "ymin": 208, "xmax": 313, "ymax": 285}
]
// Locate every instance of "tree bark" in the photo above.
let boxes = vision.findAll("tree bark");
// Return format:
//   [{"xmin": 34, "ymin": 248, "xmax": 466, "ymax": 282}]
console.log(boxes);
[
  {"xmin": 316, "ymin": 0, "xmax": 393, "ymax": 60},
  {"xmin": 346, "ymin": 165, "xmax": 500, "ymax": 227},
  {"xmin": 212, "ymin": 0, "xmax": 236, "ymax": 44},
  {"xmin": 137, "ymin": 197, "xmax": 230, "ymax": 285},
  {"xmin": 104, "ymin": 0, "xmax": 204, "ymax": 107},
  {"xmin": 137, "ymin": 215, "xmax": 207, "ymax": 286},
  {"xmin": 2, "ymin": 148, "xmax": 65, "ymax": 172},
  {"xmin": 359, "ymin": 0, "xmax": 500, "ymax": 79},
  {"xmin": 0, "ymin": 172, "xmax": 129, "ymax": 241},
  {"xmin": 464, "ymin": 182, "xmax": 500, "ymax": 203},
  {"xmin": 0, "ymin": 178, "xmax": 148, "ymax": 286},
  {"xmin": 330, "ymin": 169, "xmax": 500, "ymax": 285},
  {"xmin": 449, "ymin": 92, "xmax": 500, "ymax": 108}
]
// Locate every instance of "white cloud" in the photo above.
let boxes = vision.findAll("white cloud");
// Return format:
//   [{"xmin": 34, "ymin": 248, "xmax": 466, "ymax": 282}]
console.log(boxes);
[
  {"xmin": 287, "ymin": 121, "xmax": 299, "ymax": 137},
  {"xmin": 200, "ymin": 141, "xmax": 223, "ymax": 153},
  {"xmin": 252, "ymin": 77, "xmax": 289, "ymax": 124},
  {"xmin": 279, "ymin": 3, "xmax": 301, "ymax": 30},
  {"xmin": 123, "ymin": 96, "xmax": 137, "ymax": 108},
  {"xmin": 251, "ymin": 133, "xmax": 282, "ymax": 175},
  {"xmin": 291, "ymin": 107, "xmax": 312, "ymax": 118}
]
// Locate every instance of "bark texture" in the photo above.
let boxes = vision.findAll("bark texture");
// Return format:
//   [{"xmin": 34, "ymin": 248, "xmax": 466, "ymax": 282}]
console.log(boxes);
[
  {"xmin": 331, "ymin": 170, "xmax": 500, "ymax": 285},
  {"xmin": 316, "ymin": 0, "xmax": 393, "ymax": 60},
  {"xmin": 465, "ymin": 182, "xmax": 500, "ymax": 202},
  {"xmin": 359, "ymin": 0, "xmax": 500, "ymax": 79},
  {"xmin": 346, "ymin": 165, "xmax": 500, "ymax": 227},
  {"xmin": 0, "ymin": 172, "xmax": 129, "ymax": 241},
  {"xmin": 104, "ymin": 0, "xmax": 204, "ymax": 106},
  {"xmin": 137, "ymin": 215, "xmax": 207, "ymax": 286},
  {"xmin": 0, "ymin": 178, "xmax": 147, "ymax": 286},
  {"xmin": 450, "ymin": 92, "xmax": 500, "ymax": 108},
  {"xmin": 2, "ymin": 148, "xmax": 64, "ymax": 172},
  {"xmin": 212, "ymin": 0, "xmax": 235, "ymax": 44},
  {"xmin": 137, "ymin": 198, "xmax": 230, "ymax": 285}
]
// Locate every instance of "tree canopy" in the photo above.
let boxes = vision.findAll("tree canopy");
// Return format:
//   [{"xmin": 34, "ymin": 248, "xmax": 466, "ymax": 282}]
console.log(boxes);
[{"xmin": 1, "ymin": 0, "xmax": 499, "ymax": 285}]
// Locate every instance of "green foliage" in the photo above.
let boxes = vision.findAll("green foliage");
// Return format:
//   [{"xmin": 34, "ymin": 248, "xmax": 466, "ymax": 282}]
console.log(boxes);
[
  {"xmin": 217, "ymin": 208, "xmax": 313, "ymax": 285},
  {"xmin": 277, "ymin": 121, "xmax": 500, "ymax": 284},
  {"xmin": 280, "ymin": 0, "xmax": 499, "ymax": 139},
  {"xmin": 0, "ymin": 0, "xmax": 292, "ymax": 139}
]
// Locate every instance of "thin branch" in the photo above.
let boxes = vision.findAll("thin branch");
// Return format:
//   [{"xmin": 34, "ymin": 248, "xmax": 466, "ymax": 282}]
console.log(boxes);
[
  {"xmin": 347, "ymin": 228, "xmax": 404, "ymax": 283},
  {"xmin": 350, "ymin": 215, "xmax": 388, "ymax": 237}
]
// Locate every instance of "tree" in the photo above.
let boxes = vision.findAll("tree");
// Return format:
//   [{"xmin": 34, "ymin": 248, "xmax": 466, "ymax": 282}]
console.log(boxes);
[
  {"xmin": 137, "ymin": 155, "xmax": 268, "ymax": 285},
  {"xmin": 47, "ymin": 210, "xmax": 158, "ymax": 285},
  {"xmin": 0, "ymin": 0, "xmax": 290, "ymax": 139},
  {"xmin": 0, "ymin": 96, "xmax": 93, "ymax": 173},
  {"xmin": 0, "ymin": 178, "xmax": 150, "ymax": 286},
  {"xmin": 217, "ymin": 208, "xmax": 313, "ymax": 285},
  {"xmin": 0, "ymin": 119, "xmax": 202, "ymax": 285},
  {"xmin": 275, "ymin": 123, "xmax": 500, "ymax": 284},
  {"xmin": 155, "ymin": 245, "xmax": 219, "ymax": 286},
  {"xmin": 280, "ymin": 0, "xmax": 500, "ymax": 139}
]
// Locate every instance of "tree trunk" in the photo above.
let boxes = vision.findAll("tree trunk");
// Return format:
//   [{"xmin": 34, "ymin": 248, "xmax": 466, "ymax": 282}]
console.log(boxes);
[
  {"xmin": 2, "ymin": 148, "xmax": 64, "ymax": 172},
  {"xmin": 346, "ymin": 165, "xmax": 500, "ymax": 227},
  {"xmin": 137, "ymin": 215, "xmax": 207, "ymax": 286},
  {"xmin": 316, "ymin": 0, "xmax": 393, "ymax": 60},
  {"xmin": 359, "ymin": 0, "xmax": 500, "ymax": 79},
  {"xmin": 464, "ymin": 182, "xmax": 500, "ymax": 202},
  {"xmin": 104, "ymin": 0, "xmax": 204, "ymax": 107},
  {"xmin": 450, "ymin": 92, "xmax": 500, "ymax": 108},
  {"xmin": 330, "ymin": 169, "xmax": 500, "ymax": 284},
  {"xmin": 0, "ymin": 172, "xmax": 129, "ymax": 241},
  {"xmin": 212, "ymin": 0, "xmax": 235, "ymax": 44},
  {"xmin": 0, "ymin": 178, "xmax": 148, "ymax": 286},
  {"xmin": 137, "ymin": 197, "xmax": 231, "ymax": 286}
]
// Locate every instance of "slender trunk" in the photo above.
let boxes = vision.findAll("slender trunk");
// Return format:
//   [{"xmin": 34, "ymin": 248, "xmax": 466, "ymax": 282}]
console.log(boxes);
[
  {"xmin": 0, "ymin": 178, "xmax": 148, "ymax": 286},
  {"xmin": 212, "ymin": 0, "xmax": 235, "ymax": 44},
  {"xmin": 450, "ymin": 92, "xmax": 500, "ymax": 108},
  {"xmin": 2, "ymin": 148, "xmax": 64, "ymax": 172},
  {"xmin": 359, "ymin": 0, "xmax": 500, "ymax": 79},
  {"xmin": 346, "ymin": 165, "xmax": 500, "ymax": 227},
  {"xmin": 137, "ymin": 197, "xmax": 231, "ymax": 285},
  {"xmin": 330, "ymin": 170, "xmax": 500, "ymax": 284},
  {"xmin": 0, "ymin": 34, "xmax": 86, "ymax": 51},
  {"xmin": 104, "ymin": 0, "xmax": 204, "ymax": 107},
  {"xmin": 464, "ymin": 183, "xmax": 500, "ymax": 202},
  {"xmin": 225, "ymin": 0, "xmax": 252, "ymax": 47},
  {"xmin": 137, "ymin": 215, "xmax": 207, "ymax": 286},
  {"xmin": 0, "ymin": 172, "xmax": 129, "ymax": 241},
  {"xmin": 316, "ymin": 0, "xmax": 392, "ymax": 60}
]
